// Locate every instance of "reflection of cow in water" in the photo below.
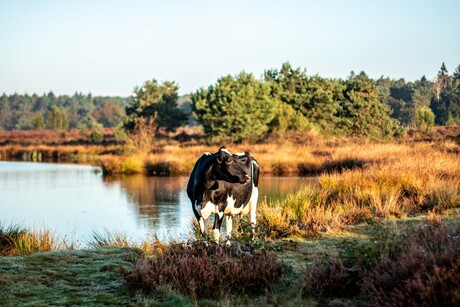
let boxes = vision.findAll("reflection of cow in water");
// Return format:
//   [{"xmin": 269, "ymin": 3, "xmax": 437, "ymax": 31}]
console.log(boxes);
[{"xmin": 187, "ymin": 146, "xmax": 259, "ymax": 243}]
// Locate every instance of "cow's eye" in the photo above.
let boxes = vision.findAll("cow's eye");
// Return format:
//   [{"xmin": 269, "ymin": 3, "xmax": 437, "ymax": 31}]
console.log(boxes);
[
  {"xmin": 225, "ymin": 158, "xmax": 233, "ymax": 165},
  {"xmin": 240, "ymin": 157, "xmax": 248, "ymax": 163}
]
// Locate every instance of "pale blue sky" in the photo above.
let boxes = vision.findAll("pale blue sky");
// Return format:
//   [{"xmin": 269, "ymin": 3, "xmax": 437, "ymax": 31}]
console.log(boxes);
[{"xmin": 1, "ymin": 0, "xmax": 459, "ymax": 96}]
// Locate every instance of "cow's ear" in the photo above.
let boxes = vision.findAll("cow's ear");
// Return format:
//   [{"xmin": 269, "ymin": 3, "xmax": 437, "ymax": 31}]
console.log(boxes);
[{"xmin": 219, "ymin": 146, "xmax": 232, "ymax": 157}]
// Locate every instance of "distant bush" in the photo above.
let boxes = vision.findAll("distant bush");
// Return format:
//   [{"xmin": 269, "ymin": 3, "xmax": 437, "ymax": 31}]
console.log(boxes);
[
  {"xmin": 90, "ymin": 127, "xmax": 104, "ymax": 143},
  {"xmin": 122, "ymin": 241, "xmax": 285, "ymax": 299},
  {"xmin": 415, "ymin": 107, "xmax": 435, "ymax": 135}
]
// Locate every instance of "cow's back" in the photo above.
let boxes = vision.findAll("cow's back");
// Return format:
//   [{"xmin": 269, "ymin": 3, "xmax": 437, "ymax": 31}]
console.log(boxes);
[{"xmin": 187, "ymin": 152, "xmax": 212, "ymax": 203}]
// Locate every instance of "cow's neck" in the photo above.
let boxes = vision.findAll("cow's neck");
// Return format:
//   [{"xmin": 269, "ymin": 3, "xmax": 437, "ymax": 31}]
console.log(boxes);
[{"xmin": 202, "ymin": 156, "xmax": 219, "ymax": 189}]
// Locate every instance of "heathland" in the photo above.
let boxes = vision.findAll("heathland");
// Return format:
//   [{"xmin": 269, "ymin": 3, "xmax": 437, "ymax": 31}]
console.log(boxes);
[{"xmin": 0, "ymin": 127, "xmax": 459, "ymax": 306}]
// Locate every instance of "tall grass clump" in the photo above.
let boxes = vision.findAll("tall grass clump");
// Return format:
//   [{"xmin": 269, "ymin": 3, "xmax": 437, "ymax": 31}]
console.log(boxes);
[
  {"xmin": 100, "ymin": 155, "xmax": 145, "ymax": 175},
  {"xmin": 0, "ymin": 222, "xmax": 55, "ymax": 255},
  {"xmin": 122, "ymin": 241, "xmax": 285, "ymax": 300},
  {"xmin": 88, "ymin": 230, "xmax": 133, "ymax": 248}
]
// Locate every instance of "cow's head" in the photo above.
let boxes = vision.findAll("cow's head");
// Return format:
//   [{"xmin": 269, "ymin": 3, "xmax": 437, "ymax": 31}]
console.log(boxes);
[
  {"xmin": 234, "ymin": 151, "xmax": 253, "ymax": 174},
  {"xmin": 212, "ymin": 146, "xmax": 250, "ymax": 184}
]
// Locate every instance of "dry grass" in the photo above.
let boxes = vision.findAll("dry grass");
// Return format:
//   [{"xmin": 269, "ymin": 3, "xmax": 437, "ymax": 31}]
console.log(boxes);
[
  {"xmin": 0, "ymin": 222, "xmax": 56, "ymax": 256},
  {"xmin": 98, "ymin": 141, "xmax": 407, "ymax": 175},
  {"xmin": 258, "ymin": 142, "xmax": 460, "ymax": 238}
]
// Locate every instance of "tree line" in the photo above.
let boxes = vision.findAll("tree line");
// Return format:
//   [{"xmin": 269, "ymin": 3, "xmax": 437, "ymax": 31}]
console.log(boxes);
[
  {"xmin": 0, "ymin": 92, "xmax": 128, "ymax": 131},
  {"xmin": 1, "ymin": 62, "xmax": 459, "ymax": 142}
]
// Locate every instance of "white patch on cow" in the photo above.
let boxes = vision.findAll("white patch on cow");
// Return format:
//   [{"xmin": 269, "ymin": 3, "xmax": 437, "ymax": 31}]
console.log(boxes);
[
  {"xmin": 213, "ymin": 229, "xmax": 220, "ymax": 242},
  {"xmin": 220, "ymin": 147, "xmax": 232, "ymax": 156},
  {"xmin": 200, "ymin": 201, "xmax": 218, "ymax": 219},
  {"xmin": 204, "ymin": 152, "xmax": 211, "ymax": 156},
  {"xmin": 249, "ymin": 186, "xmax": 259, "ymax": 226},
  {"xmin": 218, "ymin": 211, "xmax": 223, "ymax": 219},
  {"xmin": 223, "ymin": 195, "xmax": 244, "ymax": 215},
  {"xmin": 235, "ymin": 152, "xmax": 246, "ymax": 157},
  {"xmin": 252, "ymin": 159, "xmax": 259, "ymax": 168},
  {"xmin": 198, "ymin": 217, "xmax": 205, "ymax": 233},
  {"xmin": 225, "ymin": 215, "xmax": 233, "ymax": 238}
]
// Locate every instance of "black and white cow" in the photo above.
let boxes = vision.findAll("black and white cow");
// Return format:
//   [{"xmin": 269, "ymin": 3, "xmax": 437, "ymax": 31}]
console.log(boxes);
[{"xmin": 187, "ymin": 146, "xmax": 259, "ymax": 243}]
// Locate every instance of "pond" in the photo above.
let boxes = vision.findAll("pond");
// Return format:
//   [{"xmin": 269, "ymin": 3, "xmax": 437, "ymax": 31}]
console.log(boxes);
[{"xmin": 0, "ymin": 161, "xmax": 316, "ymax": 245}]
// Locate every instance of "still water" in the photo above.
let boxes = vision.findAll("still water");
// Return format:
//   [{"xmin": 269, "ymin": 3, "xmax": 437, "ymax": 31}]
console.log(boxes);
[{"xmin": 0, "ymin": 161, "xmax": 315, "ymax": 244}]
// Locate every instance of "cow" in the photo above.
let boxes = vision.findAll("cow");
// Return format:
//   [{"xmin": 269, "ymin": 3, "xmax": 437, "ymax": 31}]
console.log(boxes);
[{"xmin": 187, "ymin": 146, "xmax": 259, "ymax": 244}]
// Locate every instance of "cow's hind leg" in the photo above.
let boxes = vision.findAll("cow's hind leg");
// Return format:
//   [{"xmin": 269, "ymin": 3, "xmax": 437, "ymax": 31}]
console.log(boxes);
[{"xmin": 192, "ymin": 203, "xmax": 208, "ymax": 238}]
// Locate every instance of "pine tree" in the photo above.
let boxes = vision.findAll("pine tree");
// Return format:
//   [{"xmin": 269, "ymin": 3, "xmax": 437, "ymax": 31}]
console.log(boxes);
[
  {"xmin": 191, "ymin": 72, "xmax": 277, "ymax": 142},
  {"xmin": 123, "ymin": 79, "xmax": 187, "ymax": 133}
]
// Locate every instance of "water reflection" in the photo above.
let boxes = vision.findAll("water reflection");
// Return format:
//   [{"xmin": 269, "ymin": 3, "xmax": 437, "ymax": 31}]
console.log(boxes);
[
  {"xmin": 1, "ymin": 161, "xmax": 316, "ymax": 243},
  {"xmin": 103, "ymin": 175, "xmax": 193, "ymax": 238}
]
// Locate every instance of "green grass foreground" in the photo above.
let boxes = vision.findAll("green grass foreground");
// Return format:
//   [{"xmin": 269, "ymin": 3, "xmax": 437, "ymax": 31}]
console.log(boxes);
[{"xmin": 0, "ymin": 248, "xmax": 142, "ymax": 306}]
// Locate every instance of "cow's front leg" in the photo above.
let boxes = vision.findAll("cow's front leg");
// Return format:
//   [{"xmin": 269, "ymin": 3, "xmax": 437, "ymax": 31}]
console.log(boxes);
[
  {"xmin": 225, "ymin": 215, "xmax": 233, "ymax": 246},
  {"xmin": 199, "ymin": 217, "xmax": 207, "ymax": 235},
  {"xmin": 212, "ymin": 212, "xmax": 224, "ymax": 243}
]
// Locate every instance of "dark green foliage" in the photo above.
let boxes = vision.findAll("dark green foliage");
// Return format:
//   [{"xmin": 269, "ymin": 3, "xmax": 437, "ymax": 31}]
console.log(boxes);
[
  {"xmin": 338, "ymin": 72, "xmax": 403, "ymax": 137},
  {"xmin": 3, "ymin": 62, "xmax": 460, "ymax": 136},
  {"xmin": 124, "ymin": 79, "xmax": 187, "ymax": 133},
  {"xmin": 265, "ymin": 62, "xmax": 343, "ymax": 133},
  {"xmin": 430, "ymin": 63, "xmax": 460, "ymax": 125},
  {"xmin": 122, "ymin": 241, "xmax": 285, "ymax": 299},
  {"xmin": 191, "ymin": 72, "xmax": 277, "ymax": 142}
]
